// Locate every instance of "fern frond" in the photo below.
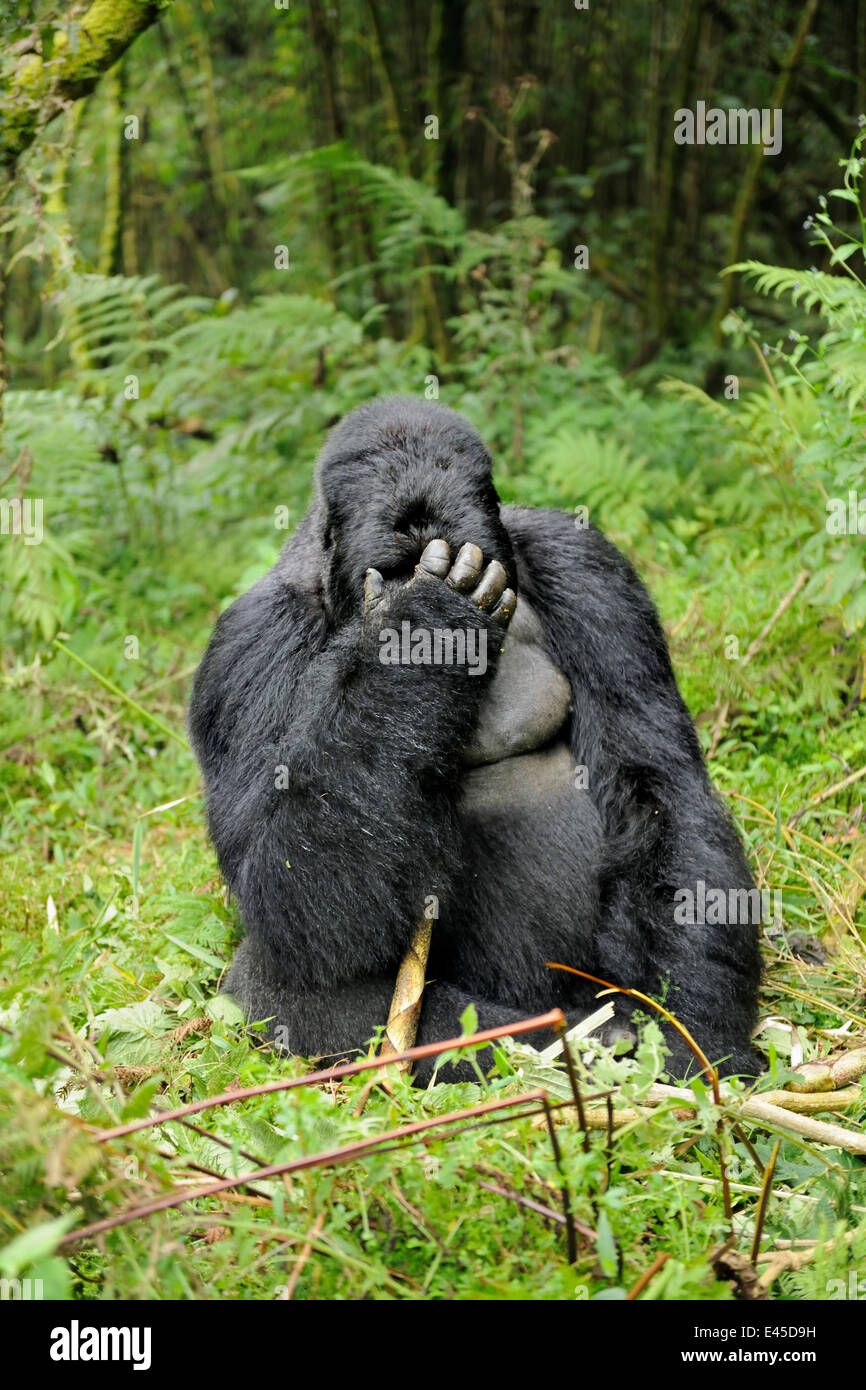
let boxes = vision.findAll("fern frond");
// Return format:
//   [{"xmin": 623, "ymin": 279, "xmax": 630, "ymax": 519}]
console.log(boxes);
[
  {"xmin": 728, "ymin": 261, "xmax": 865, "ymax": 324},
  {"xmin": 659, "ymin": 378, "xmax": 739, "ymax": 427}
]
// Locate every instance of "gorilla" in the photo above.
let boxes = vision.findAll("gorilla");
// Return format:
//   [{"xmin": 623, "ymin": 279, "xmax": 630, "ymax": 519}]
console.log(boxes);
[{"xmin": 188, "ymin": 396, "xmax": 763, "ymax": 1083}]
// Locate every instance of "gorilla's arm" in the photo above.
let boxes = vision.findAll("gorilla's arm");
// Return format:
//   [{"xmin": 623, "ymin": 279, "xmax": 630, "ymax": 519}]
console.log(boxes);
[
  {"xmin": 504, "ymin": 506, "xmax": 762, "ymax": 1073},
  {"xmin": 188, "ymin": 537, "xmax": 509, "ymax": 1000}
]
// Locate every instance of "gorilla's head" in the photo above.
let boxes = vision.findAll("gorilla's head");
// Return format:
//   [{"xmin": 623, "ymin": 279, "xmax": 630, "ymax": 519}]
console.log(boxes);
[{"xmin": 311, "ymin": 397, "xmax": 516, "ymax": 624}]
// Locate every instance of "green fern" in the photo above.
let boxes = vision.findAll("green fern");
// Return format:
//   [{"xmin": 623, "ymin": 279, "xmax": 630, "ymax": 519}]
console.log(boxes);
[
  {"xmin": 727, "ymin": 261, "xmax": 865, "ymax": 324},
  {"xmin": 60, "ymin": 273, "xmax": 211, "ymax": 370}
]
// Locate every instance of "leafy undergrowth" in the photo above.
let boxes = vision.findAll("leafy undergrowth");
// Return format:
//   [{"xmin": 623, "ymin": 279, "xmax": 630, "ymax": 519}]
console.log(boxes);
[{"xmin": 1, "ymin": 541, "xmax": 865, "ymax": 1301}]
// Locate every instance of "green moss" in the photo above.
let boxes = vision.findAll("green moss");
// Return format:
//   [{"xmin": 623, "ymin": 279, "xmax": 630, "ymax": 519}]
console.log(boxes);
[
  {"xmin": 0, "ymin": 0, "xmax": 168, "ymax": 169},
  {"xmin": 55, "ymin": 1, "xmax": 161, "ymax": 99}
]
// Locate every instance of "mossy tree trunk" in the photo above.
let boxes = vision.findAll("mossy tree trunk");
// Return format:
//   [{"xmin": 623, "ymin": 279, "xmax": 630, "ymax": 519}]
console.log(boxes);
[
  {"xmin": 0, "ymin": 0, "xmax": 172, "ymax": 174},
  {"xmin": 0, "ymin": 0, "xmax": 170, "ymax": 450},
  {"xmin": 98, "ymin": 61, "xmax": 126, "ymax": 277}
]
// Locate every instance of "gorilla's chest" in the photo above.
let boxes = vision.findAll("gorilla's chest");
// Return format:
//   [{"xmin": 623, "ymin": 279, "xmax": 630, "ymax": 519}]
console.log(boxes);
[
  {"xmin": 446, "ymin": 599, "xmax": 602, "ymax": 993},
  {"xmin": 460, "ymin": 596, "xmax": 573, "ymax": 798}
]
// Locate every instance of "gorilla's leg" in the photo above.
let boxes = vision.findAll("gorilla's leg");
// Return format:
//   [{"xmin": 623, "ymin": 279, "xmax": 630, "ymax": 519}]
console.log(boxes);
[{"xmin": 224, "ymin": 937, "xmax": 554, "ymax": 1083}]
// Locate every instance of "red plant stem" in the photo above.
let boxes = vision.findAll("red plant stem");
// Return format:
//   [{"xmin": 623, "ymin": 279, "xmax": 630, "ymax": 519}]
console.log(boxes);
[
  {"xmin": 547, "ymin": 962, "xmax": 733, "ymax": 1224},
  {"xmin": 626, "ymin": 1250, "xmax": 671, "ymax": 1300},
  {"xmin": 62, "ymin": 1088, "xmax": 554, "ymax": 1246},
  {"xmin": 476, "ymin": 1179, "xmax": 566, "ymax": 1228},
  {"xmin": 94, "ymin": 1009, "xmax": 565, "ymax": 1143}
]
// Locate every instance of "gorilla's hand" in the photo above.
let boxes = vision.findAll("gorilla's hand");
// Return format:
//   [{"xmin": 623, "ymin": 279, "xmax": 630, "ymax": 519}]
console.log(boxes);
[{"xmin": 363, "ymin": 538, "xmax": 516, "ymax": 628}]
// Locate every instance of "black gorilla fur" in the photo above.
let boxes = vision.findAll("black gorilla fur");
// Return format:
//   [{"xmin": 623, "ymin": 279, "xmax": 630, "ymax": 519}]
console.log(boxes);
[{"xmin": 188, "ymin": 397, "xmax": 763, "ymax": 1082}]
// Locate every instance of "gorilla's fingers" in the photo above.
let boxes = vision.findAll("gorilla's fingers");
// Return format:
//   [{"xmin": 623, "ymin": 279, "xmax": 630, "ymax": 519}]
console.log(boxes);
[
  {"xmin": 446, "ymin": 542, "xmax": 483, "ymax": 591},
  {"xmin": 490, "ymin": 588, "xmax": 517, "ymax": 626},
  {"xmin": 470, "ymin": 559, "xmax": 507, "ymax": 611},
  {"xmin": 417, "ymin": 538, "xmax": 451, "ymax": 578},
  {"xmin": 363, "ymin": 567, "xmax": 385, "ymax": 612}
]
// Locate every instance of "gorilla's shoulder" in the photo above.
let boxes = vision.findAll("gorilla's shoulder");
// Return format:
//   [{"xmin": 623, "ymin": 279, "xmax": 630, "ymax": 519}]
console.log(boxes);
[
  {"xmin": 501, "ymin": 504, "xmax": 641, "ymax": 582},
  {"xmin": 188, "ymin": 547, "xmax": 329, "ymax": 766},
  {"xmin": 220, "ymin": 526, "xmax": 325, "ymax": 646},
  {"xmin": 499, "ymin": 503, "xmax": 669, "ymax": 667},
  {"xmin": 191, "ymin": 515, "xmax": 327, "ymax": 723},
  {"xmin": 274, "ymin": 509, "xmax": 324, "ymax": 594}
]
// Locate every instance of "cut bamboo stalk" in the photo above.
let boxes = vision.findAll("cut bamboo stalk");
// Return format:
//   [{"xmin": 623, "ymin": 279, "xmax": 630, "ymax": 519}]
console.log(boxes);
[{"xmin": 379, "ymin": 917, "xmax": 433, "ymax": 1074}]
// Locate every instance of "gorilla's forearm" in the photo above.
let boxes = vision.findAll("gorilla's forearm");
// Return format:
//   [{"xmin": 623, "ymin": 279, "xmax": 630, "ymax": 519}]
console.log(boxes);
[{"xmin": 189, "ymin": 550, "xmax": 510, "ymax": 992}]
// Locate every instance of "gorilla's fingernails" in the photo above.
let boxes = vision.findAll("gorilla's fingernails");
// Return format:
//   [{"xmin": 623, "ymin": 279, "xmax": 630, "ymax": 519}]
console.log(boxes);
[
  {"xmin": 446, "ymin": 542, "xmax": 483, "ymax": 591},
  {"xmin": 490, "ymin": 588, "xmax": 516, "ymax": 625},
  {"xmin": 418, "ymin": 538, "xmax": 451, "ymax": 578},
  {"xmin": 363, "ymin": 568, "xmax": 385, "ymax": 611},
  {"xmin": 470, "ymin": 559, "xmax": 507, "ymax": 610}
]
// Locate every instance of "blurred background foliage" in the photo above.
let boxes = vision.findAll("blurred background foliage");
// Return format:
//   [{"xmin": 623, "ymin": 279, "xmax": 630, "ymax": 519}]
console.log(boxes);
[{"xmin": 1, "ymin": 0, "xmax": 864, "ymax": 735}]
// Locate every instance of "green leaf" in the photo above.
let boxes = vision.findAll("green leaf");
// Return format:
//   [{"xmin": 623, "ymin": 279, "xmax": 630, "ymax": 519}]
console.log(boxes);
[
  {"xmin": 826, "ymin": 548, "xmax": 864, "ymax": 605},
  {"xmin": 91, "ymin": 1000, "xmax": 176, "ymax": 1064},
  {"xmin": 206, "ymin": 994, "xmax": 246, "ymax": 1026},
  {"xmin": 162, "ymin": 932, "xmax": 225, "ymax": 968},
  {"xmin": 843, "ymin": 582, "xmax": 866, "ymax": 626},
  {"xmin": 595, "ymin": 1209, "xmax": 618, "ymax": 1278},
  {"xmin": 829, "ymin": 243, "xmax": 861, "ymax": 266},
  {"xmin": 120, "ymin": 1076, "xmax": 163, "ymax": 1120},
  {"xmin": 0, "ymin": 1215, "xmax": 78, "ymax": 1277},
  {"xmin": 459, "ymin": 1002, "xmax": 479, "ymax": 1036}
]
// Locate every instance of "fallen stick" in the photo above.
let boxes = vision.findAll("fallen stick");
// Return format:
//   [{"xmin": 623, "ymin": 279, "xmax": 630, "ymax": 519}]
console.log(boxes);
[
  {"xmin": 545, "ymin": 1080, "xmax": 866, "ymax": 1154},
  {"xmin": 739, "ymin": 1096, "xmax": 866, "ymax": 1154},
  {"xmin": 786, "ymin": 1047, "xmax": 866, "ymax": 1092},
  {"xmin": 756, "ymin": 1230, "xmax": 858, "ymax": 1291},
  {"xmin": 743, "ymin": 1085, "xmax": 862, "ymax": 1113}
]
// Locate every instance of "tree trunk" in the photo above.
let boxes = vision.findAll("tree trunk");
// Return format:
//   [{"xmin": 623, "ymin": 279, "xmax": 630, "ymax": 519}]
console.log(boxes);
[
  {"xmin": 98, "ymin": 61, "xmax": 126, "ymax": 276},
  {"xmin": 647, "ymin": 0, "xmax": 704, "ymax": 341},
  {"xmin": 434, "ymin": 0, "xmax": 468, "ymax": 209},
  {"xmin": 713, "ymin": 0, "xmax": 822, "ymax": 341},
  {"xmin": 0, "ymin": 0, "xmax": 171, "ymax": 172}
]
